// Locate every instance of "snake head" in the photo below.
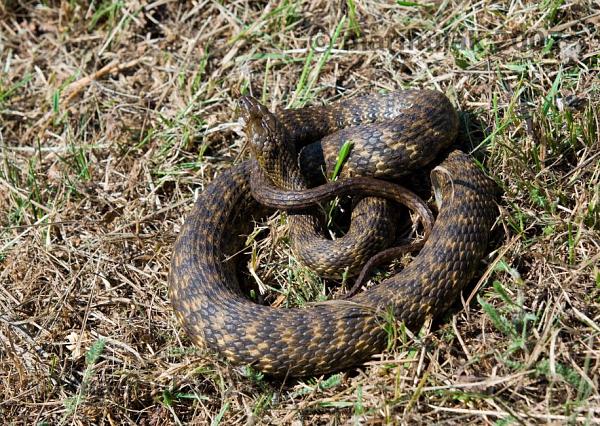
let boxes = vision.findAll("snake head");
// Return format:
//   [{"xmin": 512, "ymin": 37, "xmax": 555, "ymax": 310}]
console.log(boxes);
[{"xmin": 238, "ymin": 96, "xmax": 288, "ymax": 173}]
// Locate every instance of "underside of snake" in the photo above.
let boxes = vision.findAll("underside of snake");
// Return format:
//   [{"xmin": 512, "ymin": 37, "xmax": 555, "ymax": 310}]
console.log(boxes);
[{"xmin": 169, "ymin": 90, "xmax": 497, "ymax": 377}]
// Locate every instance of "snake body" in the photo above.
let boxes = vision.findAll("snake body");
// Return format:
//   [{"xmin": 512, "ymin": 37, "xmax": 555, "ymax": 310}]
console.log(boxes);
[{"xmin": 169, "ymin": 90, "xmax": 497, "ymax": 377}]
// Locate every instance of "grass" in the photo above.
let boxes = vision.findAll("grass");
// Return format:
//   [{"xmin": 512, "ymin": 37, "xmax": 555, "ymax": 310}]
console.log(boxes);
[{"xmin": 1, "ymin": 0, "xmax": 599, "ymax": 424}]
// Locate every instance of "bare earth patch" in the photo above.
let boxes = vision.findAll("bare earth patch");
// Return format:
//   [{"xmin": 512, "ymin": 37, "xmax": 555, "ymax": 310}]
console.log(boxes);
[{"xmin": 1, "ymin": 1, "xmax": 599, "ymax": 424}]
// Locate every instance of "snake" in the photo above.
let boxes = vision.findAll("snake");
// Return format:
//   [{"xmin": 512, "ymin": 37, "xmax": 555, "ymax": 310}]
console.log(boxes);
[{"xmin": 168, "ymin": 90, "xmax": 497, "ymax": 377}]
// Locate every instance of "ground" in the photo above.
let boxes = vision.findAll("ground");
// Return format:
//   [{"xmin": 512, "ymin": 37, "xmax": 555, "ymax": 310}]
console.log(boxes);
[{"xmin": 1, "ymin": 1, "xmax": 599, "ymax": 424}]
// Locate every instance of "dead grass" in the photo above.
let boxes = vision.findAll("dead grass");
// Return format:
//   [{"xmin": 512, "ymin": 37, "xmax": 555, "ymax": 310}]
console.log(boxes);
[{"xmin": 1, "ymin": 0, "xmax": 599, "ymax": 424}]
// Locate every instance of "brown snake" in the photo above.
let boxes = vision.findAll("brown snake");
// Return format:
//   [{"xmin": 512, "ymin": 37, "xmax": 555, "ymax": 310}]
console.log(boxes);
[{"xmin": 169, "ymin": 90, "xmax": 497, "ymax": 377}]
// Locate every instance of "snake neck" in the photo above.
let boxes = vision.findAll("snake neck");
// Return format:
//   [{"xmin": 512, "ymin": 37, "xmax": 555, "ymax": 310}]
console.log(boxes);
[{"xmin": 256, "ymin": 145, "xmax": 307, "ymax": 191}]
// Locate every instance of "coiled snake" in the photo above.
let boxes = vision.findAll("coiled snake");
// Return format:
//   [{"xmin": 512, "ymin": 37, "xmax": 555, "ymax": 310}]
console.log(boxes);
[{"xmin": 169, "ymin": 90, "xmax": 497, "ymax": 377}]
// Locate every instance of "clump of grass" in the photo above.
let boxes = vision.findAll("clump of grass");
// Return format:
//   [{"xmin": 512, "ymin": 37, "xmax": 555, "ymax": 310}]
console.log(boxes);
[{"xmin": 61, "ymin": 339, "xmax": 106, "ymax": 423}]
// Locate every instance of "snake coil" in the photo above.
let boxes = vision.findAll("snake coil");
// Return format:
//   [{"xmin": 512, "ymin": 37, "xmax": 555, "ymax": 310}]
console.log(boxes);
[{"xmin": 169, "ymin": 90, "xmax": 497, "ymax": 376}]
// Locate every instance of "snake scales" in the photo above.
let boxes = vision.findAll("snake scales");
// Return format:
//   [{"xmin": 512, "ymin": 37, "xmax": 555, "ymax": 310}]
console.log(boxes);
[{"xmin": 169, "ymin": 90, "xmax": 497, "ymax": 377}]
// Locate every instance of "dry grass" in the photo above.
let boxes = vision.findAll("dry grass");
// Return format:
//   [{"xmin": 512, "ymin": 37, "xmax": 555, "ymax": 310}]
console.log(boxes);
[{"xmin": 1, "ymin": 0, "xmax": 599, "ymax": 424}]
